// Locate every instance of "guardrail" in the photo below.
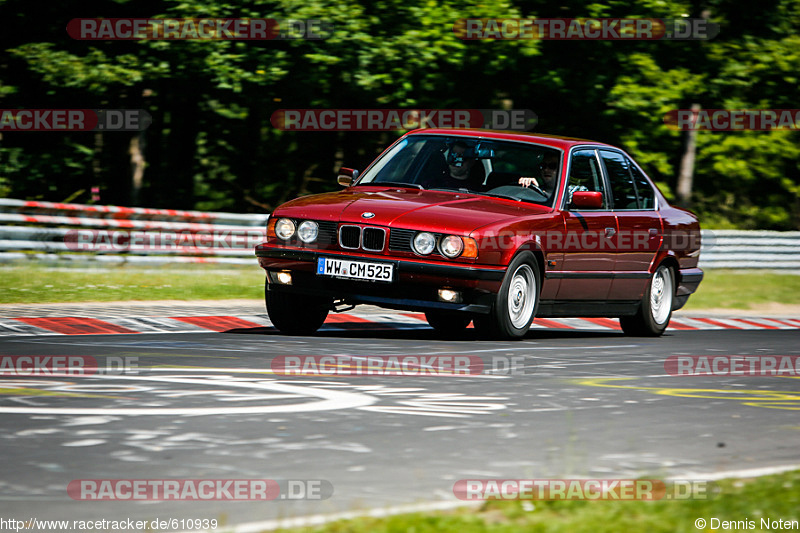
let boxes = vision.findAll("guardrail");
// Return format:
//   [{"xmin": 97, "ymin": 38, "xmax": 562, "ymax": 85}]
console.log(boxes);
[
  {"xmin": 698, "ymin": 230, "xmax": 800, "ymax": 269},
  {"xmin": 0, "ymin": 199, "xmax": 798, "ymax": 268},
  {"xmin": 0, "ymin": 199, "xmax": 268, "ymax": 265}
]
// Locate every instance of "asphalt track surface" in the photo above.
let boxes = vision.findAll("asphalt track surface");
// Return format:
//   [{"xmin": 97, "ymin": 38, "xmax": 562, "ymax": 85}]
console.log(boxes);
[{"xmin": 1, "ymin": 307, "xmax": 799, "ymax": 531}]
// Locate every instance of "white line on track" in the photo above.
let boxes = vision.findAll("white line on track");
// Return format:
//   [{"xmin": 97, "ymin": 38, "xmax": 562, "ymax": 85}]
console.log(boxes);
[
  {"xmin": 666, "ymin": 464, "xmax": 800, "ymax": 481},
  {"xmin": 0, "ymin": 373, "xmax": 378, "ymax": 415}
]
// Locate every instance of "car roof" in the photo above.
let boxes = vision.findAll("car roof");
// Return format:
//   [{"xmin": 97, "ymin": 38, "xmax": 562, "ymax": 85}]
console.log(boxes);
[{"xmin": 404, "ymin": 128, "xmax": 612, "ymax": 151}]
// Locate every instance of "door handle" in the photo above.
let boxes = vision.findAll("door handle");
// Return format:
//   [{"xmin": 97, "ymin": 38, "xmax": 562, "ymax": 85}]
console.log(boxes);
[
  {"xmin": 605, "ymin": 227, "xmax": 616, "ymax": 237},
  {"xmin": 649, "ymin": 228, "xmax": 659, "ymax": 236}
]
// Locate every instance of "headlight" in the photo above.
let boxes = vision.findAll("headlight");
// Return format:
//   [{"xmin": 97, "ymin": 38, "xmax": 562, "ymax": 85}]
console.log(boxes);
[
  {"xmin": 439, "ymin": 235, "xmax": 464, "ymax": 258},
  {"xmin": 297, "ymin": 220, "xmax": 319, "ymax": 243},
  {"xmin": 413, "ymin": 232, "xmax": 436, "ymax": 255},
  {"xmin": 275, "ymin": 218, "xmax": 296, "ymax": 240}
]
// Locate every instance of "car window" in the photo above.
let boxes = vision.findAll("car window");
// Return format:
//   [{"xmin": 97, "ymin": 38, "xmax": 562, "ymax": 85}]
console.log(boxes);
[
  {"xmin": 486, "ymin": 145, "xmax": 560, "ymax": 197},
  {"xmin": 492, "ymin": 147, "xmax": 541, "ymax": 175},
  {"xmin": 630, "ymin": 162, "xmax": 656, "ymax": 209},
  {"xmin": 368, "ymin": 138, "xmax": 423, "ymax": 183},
  {"xmin": 566, "ymin": 149, "xmax": 606, "ymax": 209},
  {"xmin": 600, "ymin": 150, "xmax": 640, "ymax": 210},
  {"xmin": 357, "ymin": 134, "xmax": 560, "ymax": 206}
]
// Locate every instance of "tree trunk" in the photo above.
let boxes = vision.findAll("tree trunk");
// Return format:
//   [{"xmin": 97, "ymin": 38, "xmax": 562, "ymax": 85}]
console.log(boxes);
[
  {"xmin": 676, "ymin": 103, "xmax": 701, "ymax": 208},
  {"xmin": 129, "ymin": 134, "xmax": 146, "ymax": 206}
]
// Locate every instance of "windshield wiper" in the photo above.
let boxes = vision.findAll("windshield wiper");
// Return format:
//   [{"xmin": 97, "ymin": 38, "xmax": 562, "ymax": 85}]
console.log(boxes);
[
  {"xmin": 362, "ymin": 181, "xmax": 424, "ymax": 190},
  {"xmin": 481, "ymin": 192, "xmax": 522, "ymax": 202}
]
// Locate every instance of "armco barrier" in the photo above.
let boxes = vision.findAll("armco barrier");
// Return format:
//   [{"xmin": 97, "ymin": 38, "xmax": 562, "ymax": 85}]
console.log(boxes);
[
  {"xmin": 697, "ymin": 230, "xmax": 800, "ymax": 269},
  {"xmin": 0, "ymin": 199, "xmax": 798, "ymax": 268},
  {"xmin": 0, "ymin": 198, "xmax": 263, "ymax": 225},
  {"xmin": 0, "ymin": 199, "xmax": 268, "ymax": 265}
]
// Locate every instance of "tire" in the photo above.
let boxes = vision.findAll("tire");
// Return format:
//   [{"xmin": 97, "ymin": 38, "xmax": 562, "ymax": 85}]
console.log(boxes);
[
  {"xmin": 265, "ymin": 282, "xmax": 329, "ymax": 336},
  {"xmin": 478, "ymin": 252, "xmax": 541, "ymax": 340},
  {"xmin": 424, "ymin": 311, "xmax": 472, "ymax": 335},
  {"xmin": 620, "ymin": 264, "xmax": 674, "ymax": 337}
]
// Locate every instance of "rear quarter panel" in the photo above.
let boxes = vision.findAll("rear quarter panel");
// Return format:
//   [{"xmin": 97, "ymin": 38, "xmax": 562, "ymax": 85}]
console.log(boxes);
[{"xmin": 655, "ymin": 205, "xmax": 702, "ymax": 270}]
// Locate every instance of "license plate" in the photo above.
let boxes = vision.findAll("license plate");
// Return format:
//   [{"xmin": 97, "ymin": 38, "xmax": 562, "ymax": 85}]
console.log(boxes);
[{"xmin": 317, "ymin": 257, "xmax": 393, "ymax": 282}]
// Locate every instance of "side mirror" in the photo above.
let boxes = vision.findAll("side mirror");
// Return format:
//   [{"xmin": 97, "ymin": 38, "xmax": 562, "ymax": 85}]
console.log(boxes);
[
  {"xmin": 337, "ymin": 167, "xmax": 359, "ymax": 187},
  {"xmin": 571, "ymin": 191, "xmax": 604, "ymax": 209}
]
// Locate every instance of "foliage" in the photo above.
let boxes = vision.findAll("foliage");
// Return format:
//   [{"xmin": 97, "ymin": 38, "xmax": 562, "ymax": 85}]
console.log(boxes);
[{"xmin": 0, "ymin": 0, "xmax": 797, "ymax": 227}]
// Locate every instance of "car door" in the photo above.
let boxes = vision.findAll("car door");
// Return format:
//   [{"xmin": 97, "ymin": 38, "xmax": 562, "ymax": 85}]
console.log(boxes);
[
  {"xmin": 554, "ymin": 148, "xmax": 617, "ymax": 301},
  {"xmin": 599, "ymin": 150, "xmax": 662, "ymax": 301}
]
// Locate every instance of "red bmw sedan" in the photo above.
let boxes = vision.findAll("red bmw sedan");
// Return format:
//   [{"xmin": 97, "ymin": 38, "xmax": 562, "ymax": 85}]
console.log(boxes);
[{"xmin": 256, "ymin": 129, "xmax": 703, "ymax": 339}]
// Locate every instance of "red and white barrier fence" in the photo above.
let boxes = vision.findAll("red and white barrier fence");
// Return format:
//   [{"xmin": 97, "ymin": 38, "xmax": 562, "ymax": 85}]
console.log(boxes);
[
  {"xmin": 0, "ymin": 198, "xmax": 266, "ymax": 226},
  {"xmin": 0, "ymin": 213, "xmax": 260, "ymax": 231},
  {"xmin": 0, "ymin": 198, "xmax": 268, "ymax": 264}
]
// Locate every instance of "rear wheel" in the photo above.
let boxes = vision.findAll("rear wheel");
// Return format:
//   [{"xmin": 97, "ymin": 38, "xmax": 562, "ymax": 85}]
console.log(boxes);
[
  {"xmin": 620, "ymin": 264, "xmax": 674, "ymax": 337},
  {"xmin": 424, "ymin": 311, "xmax": 472, "ymax": 335},
  {"xmin": 477, "ymin": 252, "xmax": 540, "ymax": 340},
  {"xmin": 265, "ymin": 281, "xmax": 329, "ymax": 336}
]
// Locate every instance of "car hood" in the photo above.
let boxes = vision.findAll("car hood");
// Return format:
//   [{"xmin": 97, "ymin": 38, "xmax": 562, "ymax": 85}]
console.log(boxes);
[{"xmin": 274, "ymin": 186, "xmax": 550, "ymax": 235}]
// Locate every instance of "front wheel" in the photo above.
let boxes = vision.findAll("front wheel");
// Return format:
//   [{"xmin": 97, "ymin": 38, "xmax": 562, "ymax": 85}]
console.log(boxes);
[
  {"xmin": 477, "ymin": 252, "xmax": 541, "ymax": 340},
  {"xmin": 265, "ymin": 282, "xmax": 329, "ymax": 336},
  {"xmin": 620, "ymin": 264, "xmax": 674, "ymax": 337}
]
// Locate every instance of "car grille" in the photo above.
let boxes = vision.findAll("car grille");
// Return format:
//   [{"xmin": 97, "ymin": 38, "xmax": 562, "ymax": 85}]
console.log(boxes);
[
  {"xmin": 316, "ymin": 221, "xmax": 338, "ymax": 245},
  {"xmin": 339, "ymin": 226, "xmax": 361, "ymax": 249},
  {"xmin": 338, "ymin": 225, "xmax": 386, "ymax": 252},
  {"xmin": 388, "ymin": 228, "xmax": 415, "ymax": 252},
  {"xmin": 362, "ymin": 228, "xmax": 385, "ymax": 252}
]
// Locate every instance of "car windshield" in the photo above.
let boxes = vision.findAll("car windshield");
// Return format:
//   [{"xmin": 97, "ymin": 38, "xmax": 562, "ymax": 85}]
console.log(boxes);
[{"xmin": 356, "ymin": 134, "xmax": 561, "ymax": 206}]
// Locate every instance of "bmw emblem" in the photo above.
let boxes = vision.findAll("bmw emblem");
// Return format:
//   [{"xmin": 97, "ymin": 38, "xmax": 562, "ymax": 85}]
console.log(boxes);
[{"xmin": 361, "ymin": 212, "xmax": 375, "ymax": 219}]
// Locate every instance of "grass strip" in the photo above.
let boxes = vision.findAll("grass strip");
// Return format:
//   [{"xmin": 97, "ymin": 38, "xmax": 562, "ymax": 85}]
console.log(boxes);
[
  {"xmin": 277, "ymin": 469, "xmax": 800, "ymax": 533},
  {"xmin": 0, "ymin": 264, "xmax": 264, "ymax": 303},
  {"xmin": 0, "ymin": 265, "xmax": 798, "ymax": 309}
]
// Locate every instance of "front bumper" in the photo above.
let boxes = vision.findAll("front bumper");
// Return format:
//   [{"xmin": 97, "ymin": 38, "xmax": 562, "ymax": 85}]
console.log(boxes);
[{"xmin": 256, "ymin": 246, "xmax": 505, "ymax": 314}]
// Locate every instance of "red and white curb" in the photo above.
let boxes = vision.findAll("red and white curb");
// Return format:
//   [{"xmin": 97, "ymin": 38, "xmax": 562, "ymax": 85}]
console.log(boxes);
[{"xmin": 0, "ymin": 313, "xmax": 797, "ymax": 336}]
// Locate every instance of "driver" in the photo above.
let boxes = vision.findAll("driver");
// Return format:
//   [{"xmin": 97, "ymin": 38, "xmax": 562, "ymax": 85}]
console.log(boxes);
[
  {"xmin": 520, "ymin": 152, "xmax": 589, "ymax": 203},
  {"xmin": 519, "ymin": 152, "xmax": 559, "ymax": 194}
]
